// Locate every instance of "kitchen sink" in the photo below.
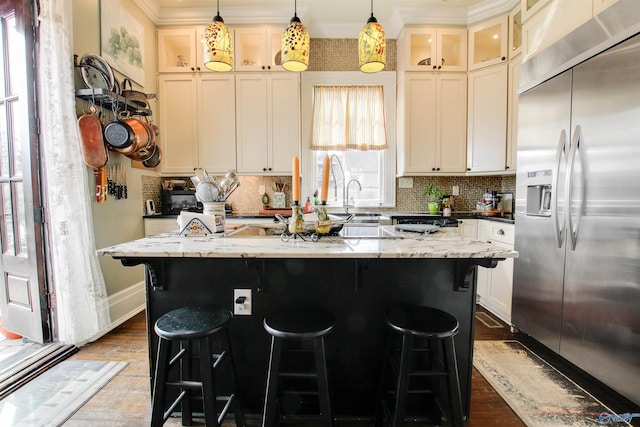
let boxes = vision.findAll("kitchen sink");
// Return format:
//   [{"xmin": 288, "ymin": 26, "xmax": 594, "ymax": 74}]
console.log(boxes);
[
  {"xmin": 339, "ymin": 224, "xmax": 402, "ymax": 239},
  {"xmin": 329, "ymin": 212, "xmax": 392, "ymax": 224}
]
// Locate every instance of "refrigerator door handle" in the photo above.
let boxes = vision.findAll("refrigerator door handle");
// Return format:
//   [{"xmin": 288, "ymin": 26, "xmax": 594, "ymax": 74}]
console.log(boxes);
[
  {"xmin": 552, "ymin": 129, "xmax": 568, "ymax": 249},
  {"xmin": 566, "ymin": 125, "xmax": 583, "ymax": 250}
]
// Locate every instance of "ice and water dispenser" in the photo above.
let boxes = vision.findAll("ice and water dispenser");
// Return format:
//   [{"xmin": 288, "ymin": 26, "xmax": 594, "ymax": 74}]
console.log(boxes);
[{"xmin": 526, "ymin": 184, "xmax": 552, "ymax": 216}]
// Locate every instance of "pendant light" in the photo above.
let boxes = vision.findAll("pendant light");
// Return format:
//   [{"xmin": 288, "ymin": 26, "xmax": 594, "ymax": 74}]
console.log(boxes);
[
  {"xmin": 281, "ymin": 0, "xmax": 310, "ymax": 72},
  {"xmin": 358, "ymin": 0, "xmax": 386, "ymax": 73},
  {"xmin": 203, "ymin": 0, "xmax": 233, "ymax": 72}
]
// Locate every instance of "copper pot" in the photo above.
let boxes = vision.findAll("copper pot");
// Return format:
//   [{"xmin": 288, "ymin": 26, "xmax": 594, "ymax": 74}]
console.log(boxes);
[{"xmin": 110, "ymin": 117, "xmax": 149, "ymax": 156}]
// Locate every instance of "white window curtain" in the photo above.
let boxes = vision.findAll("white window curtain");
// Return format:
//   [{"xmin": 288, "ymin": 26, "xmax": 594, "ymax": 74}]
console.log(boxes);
[
  {"xmin": 310, "ymin": 85, "xmax": 388, "ymax": 151},
  {"xmin": 37, "ymin": 0, "xmax": 110, "ymax": 345}
]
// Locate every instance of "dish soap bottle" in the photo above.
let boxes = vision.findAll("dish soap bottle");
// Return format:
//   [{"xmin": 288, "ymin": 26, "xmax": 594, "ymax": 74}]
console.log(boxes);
[{"xmin": 304, "ymin": 197, "xmax": 312, "ymax": 213}]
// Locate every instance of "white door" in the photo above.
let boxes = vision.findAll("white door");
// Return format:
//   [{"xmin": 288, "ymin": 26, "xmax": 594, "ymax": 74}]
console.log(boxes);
[{"xmin": 0, "ymin": 0, "xmax": 50, "ymax": 343}]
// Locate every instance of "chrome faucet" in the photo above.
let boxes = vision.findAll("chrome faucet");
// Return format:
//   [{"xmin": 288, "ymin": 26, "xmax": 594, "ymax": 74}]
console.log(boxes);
[{"xmin": 345, "ymin": 179, "xmax": 362, "ymax": 213}]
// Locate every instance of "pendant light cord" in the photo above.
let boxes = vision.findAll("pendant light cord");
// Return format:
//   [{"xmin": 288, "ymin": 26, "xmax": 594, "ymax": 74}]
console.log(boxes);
[
  {"xmin": 370, "ymin": 0, "xmax": 374, "ymax": 19},
  {"xmin": 294, "ymin": 0, "xmax": 298, "ymax": 18}
]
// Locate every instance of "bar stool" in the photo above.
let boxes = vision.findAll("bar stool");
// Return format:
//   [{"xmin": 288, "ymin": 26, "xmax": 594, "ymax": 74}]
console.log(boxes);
[
  {"xmin": 377, "ymin": 304, "xmax": 464, "ymax": 427},
  {"xmin": 151, "ymin": 306, "xmax": 245, "ymax": 427},
  {"xmin": 262, "ymin": 306, "xmax": 335, "ymax": 427}
]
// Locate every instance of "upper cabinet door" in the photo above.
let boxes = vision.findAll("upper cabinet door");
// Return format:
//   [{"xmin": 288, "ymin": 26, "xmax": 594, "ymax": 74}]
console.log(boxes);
[
  {"xmin": 158, "ymin": 28, "xmax": 201, "ymax": 73},
  {"xmin": 468, "ymin": 15, "xmax": 508, "ymax": 71},
  {"xmin": 400, "ymin": 27, "xmax": 467, "ymax": 72},
  {"xmin": 509, "ymin": 7, "xmax": 522, "ymax": 59},
  {"xmin": 234, "ymin": 26, "xmax": 284, "ymax": 72}
]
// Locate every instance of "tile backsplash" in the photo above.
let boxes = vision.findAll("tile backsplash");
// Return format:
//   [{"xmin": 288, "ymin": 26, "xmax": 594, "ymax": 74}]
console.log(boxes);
[{"xmin": 148, "ymin": 174, "xmax": 515, "ymax": 215}]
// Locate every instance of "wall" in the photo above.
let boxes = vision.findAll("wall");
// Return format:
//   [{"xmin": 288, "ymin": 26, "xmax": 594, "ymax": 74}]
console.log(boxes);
[{"xmin": 72, "ymin": 0, "xmax": 159, "ymax": 305}]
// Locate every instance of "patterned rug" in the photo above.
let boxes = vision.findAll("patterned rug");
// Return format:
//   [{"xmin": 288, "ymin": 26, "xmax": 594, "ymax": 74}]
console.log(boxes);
[
  {"xmin": 0, "ymin": 359, "xmax": 126, "ymax": 426},
  {"xmin": 473, "ymin": 340, "xmax": 625, "ymax": 427}
]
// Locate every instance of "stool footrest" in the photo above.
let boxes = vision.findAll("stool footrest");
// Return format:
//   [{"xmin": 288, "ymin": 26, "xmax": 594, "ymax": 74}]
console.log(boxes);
[
  {"xmin": 281, "ymin": 389, "xmax": 320, "ymax": 396},
  {"xmin": 163, "ymin": 390, "xmax": 187, "ymax": 423},
  {"xmin": 216, "ymin": 393, "xmax": 235, "ymax": 426},
  {"xmin": 166, "ymin": 380, "xmax": 202, "ymax": 389},
  {"xmin": 278, "ymin": 371, "xmax": 318, "ymax": 378},
  {"xmin": 168, "ymin": 348, "xmax": 187, "ymax": 368}
]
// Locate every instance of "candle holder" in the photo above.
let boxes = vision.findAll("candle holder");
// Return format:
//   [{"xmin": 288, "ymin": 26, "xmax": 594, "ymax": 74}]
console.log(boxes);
[
  {"xmin": 316, "ymin": 203, "xmax": 331, "ymax": 234},
  {"xmin": 289, "ymin": 203, "xmax": 304, "ymax": 234}
]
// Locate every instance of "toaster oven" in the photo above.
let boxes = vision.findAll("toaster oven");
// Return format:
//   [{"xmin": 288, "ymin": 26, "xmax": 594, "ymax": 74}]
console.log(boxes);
[{"xmin": 161, "ymin": 190, "xmax": 202, "ymax": 215}]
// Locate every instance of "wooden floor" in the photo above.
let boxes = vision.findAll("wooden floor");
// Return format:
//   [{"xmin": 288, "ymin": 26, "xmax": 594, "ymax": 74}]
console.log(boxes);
[{"xmin": 63, "ymin": 307, "xmax": 638, "ymax": 426}]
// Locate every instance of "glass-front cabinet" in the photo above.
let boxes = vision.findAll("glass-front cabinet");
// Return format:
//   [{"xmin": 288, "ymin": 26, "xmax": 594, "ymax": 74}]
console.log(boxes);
[
  {"xmin": 233, "ymin": 26, "xmax": 284, "ymax": 72},
  {"xmin": 398, "ymin": 27, "xmax": 467, "ymax": 72},
  {"xmin": 468, "ymin": 15, "xmax": 508, "ymax": 71},
  {"xmin": 158, "ymin": 28, "xmax": 202, "ymax": 73},
  {"xmin": 510, "ymin": 8, "xmax": 522, "ymax": 58}
]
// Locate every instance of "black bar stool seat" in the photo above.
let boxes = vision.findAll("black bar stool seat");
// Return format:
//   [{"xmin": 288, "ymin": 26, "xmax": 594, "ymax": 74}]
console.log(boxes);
[
  {"xmin": 262, "ymin": 306, "xmax": 335, "ymax": 427},
  {"xmin": 378, "ymin": 304, "xmax": 464, "ymax": 427},
  {"xmin": 151, "ymin": 306, "xmax": 245, "ymax": 427}
]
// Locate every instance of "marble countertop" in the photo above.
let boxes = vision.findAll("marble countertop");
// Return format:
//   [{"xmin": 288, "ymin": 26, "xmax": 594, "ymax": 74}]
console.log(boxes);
[{"xmin": 98, "ymin": 228, "xmax": 518, "ymax": 260}]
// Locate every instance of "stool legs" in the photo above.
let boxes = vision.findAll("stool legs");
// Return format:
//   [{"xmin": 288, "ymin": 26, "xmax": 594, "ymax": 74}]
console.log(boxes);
[
  {"xmin": 262, "ymin": 336, "xmax": 283, "ymax": 427},
  {"xmin": 199, "ymin": 336, "xmax": 218, "ymax": 427},
  {"xmin": 151, "ymin": 338, "xmax": 171, "ymax": 427},
  {"xmin": 443, "ymin": 336, "xmax": 464, "ymax": 427},
  {"xmin": 262, "ymin": 335, "xmax": 333, "ymax": 427},
  {"xmin": 314, "ymin": 336, "xmax": 333, "ymax": 426},
  {"xmin": 223, "ymin": 328, "xmax": 246, "ymax": 427},
  {"xmin": 392, "ymin": 335, "xmax": 414, "ymax": 427}
]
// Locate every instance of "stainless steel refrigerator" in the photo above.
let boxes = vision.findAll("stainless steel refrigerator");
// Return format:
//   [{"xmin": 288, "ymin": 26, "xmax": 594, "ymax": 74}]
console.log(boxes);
[{"xmin": 513, "ymin": 0, "xmax": 640, "ymax": 406}]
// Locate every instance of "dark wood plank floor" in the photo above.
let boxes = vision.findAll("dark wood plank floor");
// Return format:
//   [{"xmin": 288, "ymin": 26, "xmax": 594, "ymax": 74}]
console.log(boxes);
[{"xmin": 63, "ymin": 307, "xmax": 638, "ymax": 426}]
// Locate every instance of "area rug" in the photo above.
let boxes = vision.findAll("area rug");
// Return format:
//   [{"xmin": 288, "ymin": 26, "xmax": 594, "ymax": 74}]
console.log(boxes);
[
  {"xmin": 0, "ymin": 359, "xmax": 127, "ymax": 426},
  {"xmin": 473, "ymin": 340, "xmax": 625, "ymax": 427}
]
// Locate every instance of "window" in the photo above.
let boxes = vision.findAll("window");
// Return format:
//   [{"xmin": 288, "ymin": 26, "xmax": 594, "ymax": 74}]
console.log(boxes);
[{"xmin": 301, "ymin": 72, "xmax": 396, "ymax": 208}]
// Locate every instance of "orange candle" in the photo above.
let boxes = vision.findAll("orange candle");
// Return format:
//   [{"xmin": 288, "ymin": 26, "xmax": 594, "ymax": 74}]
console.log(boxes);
[
  {"xmin": 321, "ymin": 155, "xmax": 330, "ymax": 202},
  {"xmin": 292, "ymin": 156, "xmax": 300, "ymax": 203}
]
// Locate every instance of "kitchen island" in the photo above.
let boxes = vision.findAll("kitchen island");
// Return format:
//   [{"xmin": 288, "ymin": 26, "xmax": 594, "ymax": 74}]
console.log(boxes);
[{"xmin": 98, "ymin": 229, "xmax": 517, "ymax": 421}]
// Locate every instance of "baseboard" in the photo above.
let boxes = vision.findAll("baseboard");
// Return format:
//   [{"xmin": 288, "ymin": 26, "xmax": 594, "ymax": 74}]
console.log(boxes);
[{"xmin": 107, "ymin": 281, "xmax": 146, "ymax": 329}]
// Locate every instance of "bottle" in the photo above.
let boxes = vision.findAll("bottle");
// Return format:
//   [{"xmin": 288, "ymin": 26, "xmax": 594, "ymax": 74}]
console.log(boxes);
[
  {"xmin": 313, "ymin": 189, "xmax": 320, "ymax": 205},
  {"xmin": 304, "ymin": 197, "xmax": 312, "ymax": 213}
]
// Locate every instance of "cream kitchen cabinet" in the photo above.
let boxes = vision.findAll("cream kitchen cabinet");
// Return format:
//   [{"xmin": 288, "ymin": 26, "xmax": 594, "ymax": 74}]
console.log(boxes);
[
  {"xmin": 466, "ymin": 63, "xmax": 508, "ymax": 174},
  {"xmin": 506, "ymin": 56, "xmax": 521, "ymax": 171},
  {"xmin": 397, "ymin": 27, "xmax": 467, "ymax": 72},
  {"xmin": 157, "ymin": 27, "xmax": 212, "ymax": 73},
  {"xmin": 468, "ymin": 15, "xmax": 508, "ymax": 71},
  {"xmin": 233, "ymin": 26, "xmax": 284, "ymax": 72},
  {"xmin": 158, "ymin": 73, "xmax": 236, "ymax": 175},
  {"xmin": 509, "ymin": 7, "xmax": 522, "ymax": 59},
  {"xmin": 397, "ymin": 73, "xmax": 467, "ymax": 175},
  {"xmin": 235, "ymin": 72, "xmax": 300, "ymax": 174},
  {"xmin": 144, "ymin": 218, "xmax": 179, "ymax": 236},
  {"xmin": 457, "ymin": 218, "xmax": 478, "ymax": 240},
  {"xmin": 476, "ymin": 220, "xmax": 514, "ymax": 324}
]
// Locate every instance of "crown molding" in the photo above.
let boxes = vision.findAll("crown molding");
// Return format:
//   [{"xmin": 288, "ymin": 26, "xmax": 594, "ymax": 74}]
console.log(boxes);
[{"xmin": 135, "ymin": 0, "xmax": 519, "ymax": 38}]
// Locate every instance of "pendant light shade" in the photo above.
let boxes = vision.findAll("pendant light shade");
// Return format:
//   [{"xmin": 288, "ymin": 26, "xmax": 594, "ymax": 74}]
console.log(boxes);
[
  {"xmin": 203, "ymin": 0, "xmax": 233, "ymax": 72},
  {"xmin": 358, "ymin": 0, "xmax": 386, "ymax": 73},
  {"xmin": 281, "ymin": 0, "xmax": 310, "ymax": 72}
]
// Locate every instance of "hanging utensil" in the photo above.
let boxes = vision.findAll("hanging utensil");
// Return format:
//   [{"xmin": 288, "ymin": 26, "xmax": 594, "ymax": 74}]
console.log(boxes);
[{"xmin": 123, "ymin": 164, "xmax": 128, "ymax": 199}]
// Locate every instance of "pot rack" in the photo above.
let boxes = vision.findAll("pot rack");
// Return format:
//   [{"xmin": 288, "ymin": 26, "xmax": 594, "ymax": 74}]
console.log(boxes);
[{"xmin": 75, "ymin": 87, "xmax": 152, "ymax": 117}]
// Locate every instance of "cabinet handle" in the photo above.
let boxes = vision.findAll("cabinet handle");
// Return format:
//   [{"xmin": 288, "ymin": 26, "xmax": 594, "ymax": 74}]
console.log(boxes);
[{"xmin": 497, "ymin": 229, "xmax": 505, "ymax": 235}]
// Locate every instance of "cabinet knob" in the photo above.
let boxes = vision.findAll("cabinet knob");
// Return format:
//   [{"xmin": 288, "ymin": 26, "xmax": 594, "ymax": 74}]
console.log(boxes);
[
  {"xmin": 502, "ymin": 56, "xmax": 506, "ymax": 61},
  {"xmin": 432, "ymin": 66, "xmax": 437, "ymax": 70},
  {"xmin": 467, "ymin": 168, "xmax": 471, "ymax": 171},
  {"xmin": 267, "ymin": 65, "xmax": 271, "ymax": 70},
  {"xmin": 436, "ymin": 167, "xmax": 441, "ymax": 171},
  {"xmin": 505, "ymin": 165, "xmax": 510, "ymax": 169},
  {"xmin": 196, "ymin": 67, "xmax": 201, "ymax": 71},
  {"xmin": 261, "ymin": 65, "xmax": 266, "ymax": 70},
  {"xmin": 432, "ymin": 167, "xmax": 436, "ymax": 171},
  {"xmin": 263, "ymin": 167, "xmax": 267, "ymax": 171},
  {"xmin": 268, "ymin": 167, "xmax": 272, "ymax": 171},
  {"xmin": 190, "ymin": 67, "xmax": 195, "ymax": 71},
  {"xmin": 437, "ymin": 65, "xmax": 442, "ymax": 70}
]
